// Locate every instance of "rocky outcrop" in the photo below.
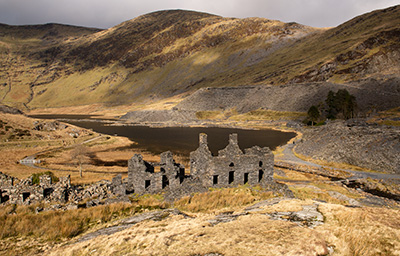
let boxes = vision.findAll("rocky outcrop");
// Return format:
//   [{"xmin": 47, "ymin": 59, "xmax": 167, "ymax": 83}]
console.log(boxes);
[
  {"xmin": 0, "ymin": 104, "xmax": 23, "ymax": 115},
  {"xmin": 296, "ymin": 120, "xmax": 400, "ymax": 174},
  {"xmin": 32, "ymin": 120, "xmax": 68, "ymax": 131}
]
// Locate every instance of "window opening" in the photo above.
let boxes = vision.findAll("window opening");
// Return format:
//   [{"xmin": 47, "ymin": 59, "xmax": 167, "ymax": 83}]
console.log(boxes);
[
  {"xmin": 213, "ymin": 175, "xmax": 218, "ymax": 185},
  {"xmin": 229, "ymin": 171, "xmax": 235, "ymax": 184},
  {"xmin": 145, "ymin": 180, "xmax": 151, "ymax": 189},
  {"xmin": 22, "ymin": 192, "xmax": 30, "ymax": 201},
  {"xmin": 162, "ymin": 175, "xmax": 169, "ymax": 189},
  {"xmin": 43, "ymin": 188, "xmax": 53, "ymax": 198},
  {"xmin": 258, "ymin": 170, "xmax": 264, "ymax": 182},
  {"xmin": 244, "ymin": 173, "xmax": 249, "ymax": 184}
]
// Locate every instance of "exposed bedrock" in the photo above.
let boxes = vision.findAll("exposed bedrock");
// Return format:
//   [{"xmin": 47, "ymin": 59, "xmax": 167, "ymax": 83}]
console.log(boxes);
[{"xmin": 296, "ymin": 120, "xmax": 400, "ymax": 174}]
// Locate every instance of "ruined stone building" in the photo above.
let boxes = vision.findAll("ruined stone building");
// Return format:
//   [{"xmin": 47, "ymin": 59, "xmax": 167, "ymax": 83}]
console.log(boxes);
[
  {"xmin": 190, "ymin": 133, "xmax": 274, "ymax": 188},
  {"xmin": 0, "ymin": 171, "xmax": 127, "ymax": 207},
  {"xmin": 126, "ymin": 133, "xmax": 274, "ymax": 195},
  {"xmin": 0, "ymin": 133, "xmax": 277, "ymax": 206},
  {"xmin": 0, "ymin": 172, "xmax": 70, "ymax": 205},
  {"xmin": 127, "ymin": 151, "xmax": 186, "ymax": 194}
]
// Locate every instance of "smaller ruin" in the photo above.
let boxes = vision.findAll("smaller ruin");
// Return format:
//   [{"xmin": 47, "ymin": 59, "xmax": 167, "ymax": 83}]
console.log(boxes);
[{"xmin": 0, "ymin": 172, "xmax": 70, "ymax": 205}]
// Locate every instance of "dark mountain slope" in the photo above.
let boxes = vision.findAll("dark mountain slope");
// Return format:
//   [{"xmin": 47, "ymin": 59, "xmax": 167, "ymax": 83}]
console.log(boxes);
[
  {"xmin": 0, "ymin": 6, "xmax": 398, "ymax": 110},
  {"xmin": 0, "ymin": 23, "xmax": 101, "ymax": 40}
]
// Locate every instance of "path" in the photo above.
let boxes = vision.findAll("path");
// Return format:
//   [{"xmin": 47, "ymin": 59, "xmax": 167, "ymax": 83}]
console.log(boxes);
[{"xmin": 276, "ymin": 139, "xmax": 400, "ymax": 182}]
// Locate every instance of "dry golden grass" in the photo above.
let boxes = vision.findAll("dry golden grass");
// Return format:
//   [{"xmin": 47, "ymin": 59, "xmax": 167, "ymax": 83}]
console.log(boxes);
[
  {"xmin": 43, "ymin": 199, "xmax": 400, "ymax": 256},
  {"xmin": 0, "ymin": 196, "xmax": 168, "ymax": 241},
  {"xmin": 290, "ymin": 186, "xmax": 347, "ymax": 205},
  {"xmin": 50, "ymin": 210, "xmax": 328, "ymax": 256},
  {"xmin": 37, "ymin": 136, "xmax": 132, "ymax": 184},
  {"xmin": 229, "ymin": 109, "xmax": 306, "ymax": 121},
  {"xmin": 0, "ymin": 114, "xmax": 160, "ymax": 184},
  {"xmin": 317, "ymin": 204, "xmax": 400, "ymax": 255},
  {"xmin": 0, "ymin": 147, "xmax": 45, "ymax": 178},
  {"xmin": 274, "ymin": 167, "xmax": 331, "ymax": 182},
  {"xmin": 195, "ymin": 110, "xmax": 225, "ymax": 120},
  {"xmin": 1, "ymin": 177, "xmax": 399, "ymax": 256},
  {"xmin": 174, "ymin": 186, "xmax": 275, "ymax": 213}
]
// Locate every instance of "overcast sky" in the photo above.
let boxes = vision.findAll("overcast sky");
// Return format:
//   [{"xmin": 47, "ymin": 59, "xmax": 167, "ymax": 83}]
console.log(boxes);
[{"xmin": 0, "ymin": 0, "xmax": 399, "ymax": 29}]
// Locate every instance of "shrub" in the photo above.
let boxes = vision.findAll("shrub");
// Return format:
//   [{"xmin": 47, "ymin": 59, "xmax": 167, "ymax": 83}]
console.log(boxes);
[
  {"xmin": 307, "ymin": 105, "xmax": 320, "ymax": 126},
  {"xmin": 31, "ymin": 171, "xmax": 59, "ymax": 185}
]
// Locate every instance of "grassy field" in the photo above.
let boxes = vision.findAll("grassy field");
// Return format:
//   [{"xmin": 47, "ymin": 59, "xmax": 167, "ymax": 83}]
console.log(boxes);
[
  {"xmin": 1, "ymin": 111, "xmax": 400, "ymax": 255},
  {"xmin": 40, "ymin": 197, "xmax": 400, "ymax": 256},
  {"xmin": 0, "ymin": 129, "xmax": 399, "ymax": 255},
  {"xmin": 0, "ymin": 113, "xmax": 162, "ymax": 184}
]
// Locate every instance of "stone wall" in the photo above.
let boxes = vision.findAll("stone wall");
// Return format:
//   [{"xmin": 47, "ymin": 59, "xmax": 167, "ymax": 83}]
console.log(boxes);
[
  {"xmin": 191, "ymin": 133, "xmax": 274, "ymax": 188},
  {"xmin": 127, "ymin": 133, "xmax": 275, "ymax": 196},
  {"xmin": 127, "ymin": 151, "xmax": 186, "ymax": 194},
  {"xmin": 0, "ymin": 172, "xmax": 121, "ymax": 206},
  {"xmin": 0, "ymin": 173, "xmax": 70, "ymax": 205},
  {"xmin": 1, "ymin": 133, "xmax": 279, "ymax": 206}
]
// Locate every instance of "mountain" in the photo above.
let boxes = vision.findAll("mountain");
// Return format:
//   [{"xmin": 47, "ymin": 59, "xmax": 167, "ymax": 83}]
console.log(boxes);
[{"xmin": 0, "ymin": 6, "xmax": 399, "ymax": 111}]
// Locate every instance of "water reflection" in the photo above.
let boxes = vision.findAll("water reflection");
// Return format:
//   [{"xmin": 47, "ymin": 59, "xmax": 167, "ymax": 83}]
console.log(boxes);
[{"xmin": 30, "ymin": 115, "xmax": 296, "ymax": 156}]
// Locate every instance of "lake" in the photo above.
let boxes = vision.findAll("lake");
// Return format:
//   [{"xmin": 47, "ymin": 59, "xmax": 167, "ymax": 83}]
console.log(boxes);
[{"xmin": 30, "ymin": 115, "xmax": 296, "ymax": 156}]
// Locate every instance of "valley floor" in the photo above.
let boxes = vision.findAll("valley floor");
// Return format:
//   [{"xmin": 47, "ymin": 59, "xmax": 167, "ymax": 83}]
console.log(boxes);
[{"xmin": 1, "ymin": 112, "xmax": 400, "ymax": 255}]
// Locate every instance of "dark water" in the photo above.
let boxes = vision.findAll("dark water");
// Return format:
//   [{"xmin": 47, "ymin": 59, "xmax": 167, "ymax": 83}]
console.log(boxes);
[{"xmin": 30, "ymin": 115, "xmax": 296, "ymax": 156}]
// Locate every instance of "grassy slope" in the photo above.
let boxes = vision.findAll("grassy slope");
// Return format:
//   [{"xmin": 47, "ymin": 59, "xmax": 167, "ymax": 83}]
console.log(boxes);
[
  {"xmin": 0, "ymin": 23, "xmax": 102, "ymax": 109},
  {"xmin": 0, "ymin": 6, "xmax": 399, "ymax": 110}
]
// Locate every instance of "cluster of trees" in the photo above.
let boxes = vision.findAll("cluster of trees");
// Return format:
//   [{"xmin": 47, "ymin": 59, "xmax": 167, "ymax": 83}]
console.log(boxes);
[{"xmin": 306, "ymin": 89, "xmax": 357, "ymax": 126}]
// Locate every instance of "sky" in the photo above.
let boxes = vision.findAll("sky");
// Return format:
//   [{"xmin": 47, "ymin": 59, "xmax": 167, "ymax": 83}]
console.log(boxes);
[{"xmin": 0, "ymin": 0, "xmax": 399, "ymax": 29}]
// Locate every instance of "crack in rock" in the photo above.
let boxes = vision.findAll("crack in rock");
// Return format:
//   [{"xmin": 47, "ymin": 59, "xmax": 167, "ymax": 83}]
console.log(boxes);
[
  {"xmin": 267, "ymin": 203, "xmax": 324, "ymax": 228},
  {"xmin": 244, "ymin": 197, "xmax": 288, "ymax": 212},
  {"xmin": 208, "ymin": 211, "xmax": 248, "ymax": 226},
  {"xmin": 75, "ymin": 209, "xmax": 191, "ymax": 243}
]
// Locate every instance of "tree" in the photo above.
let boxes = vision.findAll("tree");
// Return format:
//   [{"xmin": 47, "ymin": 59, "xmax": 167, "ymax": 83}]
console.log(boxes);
[
  {"xmin": 325, "ymin": 90, "xmax": 337, "ymax": 119},
  {"xmin": 71, "ymin": 144, "xmax": 90, "ymax": 178},
  {"xmin": 325, "ymin": 89, "xmax": 357, "ymax": 120},
  {"xmin": 307, "ymin": 105, "xmax": 320, "ymax": 126}
]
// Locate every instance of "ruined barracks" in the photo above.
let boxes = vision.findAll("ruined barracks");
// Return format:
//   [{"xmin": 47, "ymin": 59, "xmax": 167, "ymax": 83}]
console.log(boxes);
[
  {"xmin": 0, "ymin": 133, "xmax": 275, "ymax": 206},
  {"xmin": 127, "ymin": 133, "xmax": 274, "ymax": 194},
  {"xmin": 0, "ymin": 173, "xmax": 70, "ymax": 205}
]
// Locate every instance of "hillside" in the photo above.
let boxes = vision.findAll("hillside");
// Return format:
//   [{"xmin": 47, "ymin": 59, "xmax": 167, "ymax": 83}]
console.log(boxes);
[{"xmin": 0, "ymin": 6, "xmax": 399, "ymax": 111}]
